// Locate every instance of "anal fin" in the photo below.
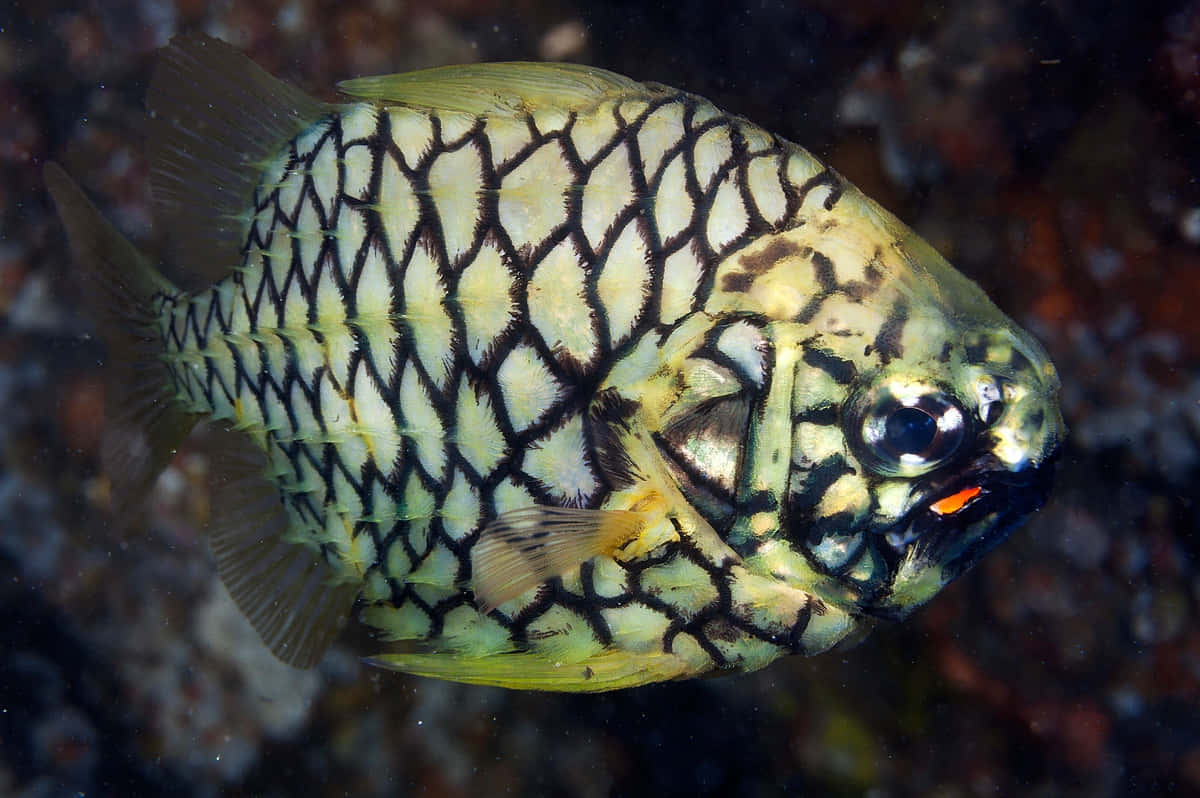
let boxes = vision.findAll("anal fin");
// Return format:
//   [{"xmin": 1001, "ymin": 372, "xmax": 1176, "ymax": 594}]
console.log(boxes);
[{"xmin": 205, "ymin": 425, "xmax": 357, "ymax": 668}]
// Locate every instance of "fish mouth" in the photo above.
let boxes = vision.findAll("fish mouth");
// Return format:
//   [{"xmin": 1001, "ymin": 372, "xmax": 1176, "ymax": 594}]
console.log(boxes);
[{"xmin": 858, "ymin": 447, "xmax": 1060, "ymax": 621}]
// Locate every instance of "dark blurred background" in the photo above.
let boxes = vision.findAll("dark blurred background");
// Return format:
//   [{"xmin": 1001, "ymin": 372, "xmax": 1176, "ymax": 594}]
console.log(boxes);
[{"xmin": 1, "ymin": 1, "xmax": 1198, "ymax": 796}]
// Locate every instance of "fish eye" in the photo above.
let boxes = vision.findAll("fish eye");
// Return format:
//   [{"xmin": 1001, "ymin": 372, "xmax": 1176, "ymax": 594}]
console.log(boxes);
[
  {"xmin": 851, "ymin": 384, "xmax": 969, "ymax": 477},
  {"xmin": 884, "ymin": 406, "xmax": 938, "ymax": 455}
]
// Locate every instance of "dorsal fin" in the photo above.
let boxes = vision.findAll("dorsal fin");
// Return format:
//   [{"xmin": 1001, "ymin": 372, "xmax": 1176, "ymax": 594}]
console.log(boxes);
[
  {"xmin": 338, "ymin": 61, "xmax": 649, "ymax": 115},
  {"xmin": 147, "ymin": 34, "xmax": 330, "ymax": 290}
]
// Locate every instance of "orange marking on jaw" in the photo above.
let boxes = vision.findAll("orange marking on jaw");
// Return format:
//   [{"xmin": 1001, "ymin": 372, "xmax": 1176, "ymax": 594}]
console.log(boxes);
[{"xmin": 930, "ymin": 486, "xmax": 982, "ymax": 516}]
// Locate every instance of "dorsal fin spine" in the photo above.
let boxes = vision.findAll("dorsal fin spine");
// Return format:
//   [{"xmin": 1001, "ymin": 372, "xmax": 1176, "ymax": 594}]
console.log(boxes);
[{"xmin": 337, "ymin": 61, "xmax": 652, "ymax": 115}]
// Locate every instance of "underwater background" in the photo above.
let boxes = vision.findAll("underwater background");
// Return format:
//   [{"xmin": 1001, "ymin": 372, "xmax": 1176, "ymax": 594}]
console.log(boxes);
[{"xmin": 1, "ymin": 0, "xmax": 1198, "ymax": 795}]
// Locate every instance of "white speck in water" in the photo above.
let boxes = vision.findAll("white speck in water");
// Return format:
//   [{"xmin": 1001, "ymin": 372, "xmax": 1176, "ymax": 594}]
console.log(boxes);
[
  {"xmin": 540, "ymin": 20, "xmax": 588, "ymax": 61},
  {"xmin": 1086, "ymin": 246, "xmax": 1123, "ymax": 281},
  {"xmin": 275, "ymin": 3, "xmax": 305, "ymax": 34},
  {"xmin": 1110, "ymin": 687, "xmax": 1143, "ymax": 718},
  {"xmin": 1179, "ymin": 207, "xmax": 1200, "ymax": 244}
]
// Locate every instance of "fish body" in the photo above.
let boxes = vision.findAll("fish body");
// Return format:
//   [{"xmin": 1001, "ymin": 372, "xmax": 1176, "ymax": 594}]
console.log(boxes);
[{"xmin": 47, "ymin": 36, "xmax": 1063, "ymax": 690}]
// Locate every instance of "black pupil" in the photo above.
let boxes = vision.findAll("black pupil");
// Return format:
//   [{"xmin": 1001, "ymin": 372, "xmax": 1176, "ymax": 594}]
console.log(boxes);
[{"xmin": 885, "ymin": 407, "xmax": 937, "ymax": 454}]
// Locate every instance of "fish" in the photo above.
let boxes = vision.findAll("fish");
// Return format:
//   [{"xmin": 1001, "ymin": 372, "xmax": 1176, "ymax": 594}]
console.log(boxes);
[{"xmin": 46, "ymin": 34, "xmax": 1064, "ymax": 691}]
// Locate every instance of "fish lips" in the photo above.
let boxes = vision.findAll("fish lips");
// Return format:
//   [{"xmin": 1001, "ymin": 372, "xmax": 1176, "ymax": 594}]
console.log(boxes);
[{"xmin": 860, "ymin": 448, "xmax": 1061, "ymax": 622}]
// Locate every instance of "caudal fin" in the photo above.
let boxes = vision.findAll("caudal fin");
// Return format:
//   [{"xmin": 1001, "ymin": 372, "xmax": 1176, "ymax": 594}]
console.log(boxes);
[{"xmin": 45, "ymin": 163, "xmax": 199, "ymax": 517}]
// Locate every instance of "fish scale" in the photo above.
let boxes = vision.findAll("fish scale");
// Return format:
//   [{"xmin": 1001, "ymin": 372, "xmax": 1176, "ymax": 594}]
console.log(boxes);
[
  {"xmin": 47, "ymin": 35, "xmax": 1063, "ymax": 690},
  {"xmin": 162, "ymin": 100, "xmax": 821, "ymax": 532},
  {"xmin": 151, "ymin": 84, "xmax": 858, "ymax": 672}
]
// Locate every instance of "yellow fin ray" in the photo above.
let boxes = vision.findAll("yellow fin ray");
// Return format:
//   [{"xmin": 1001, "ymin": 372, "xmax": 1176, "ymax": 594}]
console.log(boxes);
[
  {"xmin": 470, "ymin": 506, "xmax": 643, "ymax": 613},
  {"xmin": 368, "ymin": 648, "xmax": 693, "ymax": 692},
  {"xmin": 338, "ymin": 62, "xmax": 650, "ymax": 115}
]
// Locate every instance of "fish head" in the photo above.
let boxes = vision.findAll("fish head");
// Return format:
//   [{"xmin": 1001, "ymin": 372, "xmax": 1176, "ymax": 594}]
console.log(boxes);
[
  {"xmin": 830, "ymin": 324, "xmax": 1064, "ymax": 620},
  {"xmin": 662, "ymin": 187, "xmax": 1065, "ymax": 624},
  {"xmin": 787, "ymin": 197, "xmax": 1065, "ymax": 620}
]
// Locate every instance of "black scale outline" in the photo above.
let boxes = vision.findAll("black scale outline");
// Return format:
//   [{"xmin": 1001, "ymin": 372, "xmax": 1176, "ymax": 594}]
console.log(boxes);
[{"xmin": 157, "ymin": 88, "xmax": 872, "ymax": 662}]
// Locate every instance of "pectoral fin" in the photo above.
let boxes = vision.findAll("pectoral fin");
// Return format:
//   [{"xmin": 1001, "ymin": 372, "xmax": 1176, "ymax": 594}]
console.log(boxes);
[{"xmin": 470, "ymin": 506, "xmax": 643, "ymax": 614}]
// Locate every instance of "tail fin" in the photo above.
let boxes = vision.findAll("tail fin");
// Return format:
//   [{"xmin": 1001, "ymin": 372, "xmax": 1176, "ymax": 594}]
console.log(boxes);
[{"xmin": 45, "ymin": 163, "xmax": 199, "ymax": 517}]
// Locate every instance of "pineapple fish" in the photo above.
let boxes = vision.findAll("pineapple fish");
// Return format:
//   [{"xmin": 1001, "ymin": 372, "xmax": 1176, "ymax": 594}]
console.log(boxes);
[{"xmin": 47, "ymin": 35, "xmax": 1063, "ymax": 691}]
